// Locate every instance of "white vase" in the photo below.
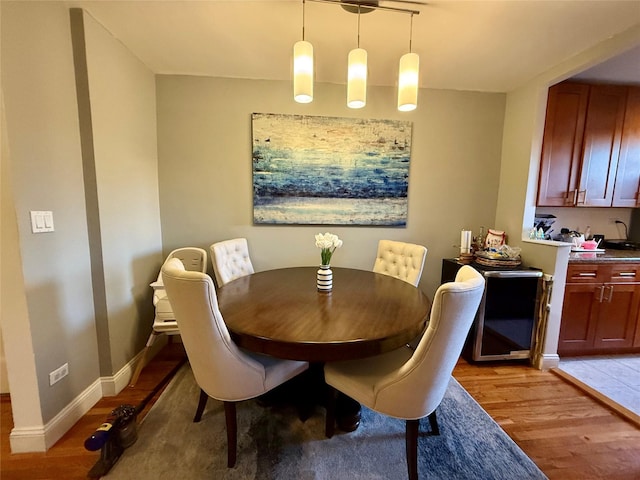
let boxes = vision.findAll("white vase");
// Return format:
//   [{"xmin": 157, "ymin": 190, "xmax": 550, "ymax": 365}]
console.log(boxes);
[{"xmin": 317, "ymin": 265, "xmax": 333, "ymax": 292}]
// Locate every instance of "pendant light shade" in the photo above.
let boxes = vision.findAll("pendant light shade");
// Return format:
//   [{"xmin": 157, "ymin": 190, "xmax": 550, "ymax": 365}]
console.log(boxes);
[
  {"xmin": 347, "ymin": 48, "xmax": 367, "ymax": 108},
  {"xmin": 294, "ymin": 40, "xmax": 314, "ymax": 103},
  {"xmin": 397, "ymin": 52, "xmax": 419, "ymax": 111},
  {"xmin": 292, "ymin": 0, "xmax": 422, "ymax": 110}
]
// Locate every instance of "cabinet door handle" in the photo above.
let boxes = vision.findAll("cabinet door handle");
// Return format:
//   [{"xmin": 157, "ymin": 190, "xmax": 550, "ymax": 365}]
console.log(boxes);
[
  {"xmin": 576, "ymin": 190, "xmax": 586, "ymax": 205},
  {"xmin": 578, "ymin": 272, "xmax": 597, "ymax": 277},
  {"xmin": 598, "ymin": 285, "xmax": 605, "ymax": 303},
  {"xmin": 605, "ymin": 285, "xmax": 614, "ymax": 303},
  {"xmin": 618, "ymin": 272, "xmax": 636, "ymax": 277},
  {"xmin": 565, "ymin": 190, "xmax": 576, "ymax": 206}
]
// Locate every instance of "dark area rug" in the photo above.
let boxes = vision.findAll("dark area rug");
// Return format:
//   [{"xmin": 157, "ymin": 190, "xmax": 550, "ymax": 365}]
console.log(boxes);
[{"xmin": 106, "ymin": 364, "xmax": 546, "ymax": 479}]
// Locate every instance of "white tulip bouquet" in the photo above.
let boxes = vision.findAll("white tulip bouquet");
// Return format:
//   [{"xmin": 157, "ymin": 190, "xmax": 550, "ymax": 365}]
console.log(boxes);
[{"xmin": 315, "ymin": 232, "xmax": 343, "ymax": 266}]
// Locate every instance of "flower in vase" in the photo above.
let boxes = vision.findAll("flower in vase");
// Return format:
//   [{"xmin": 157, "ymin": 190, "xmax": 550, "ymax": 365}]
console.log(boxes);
[{"xmin": 315, "ymin": 232, "xmax": 343, "ymax": 266}]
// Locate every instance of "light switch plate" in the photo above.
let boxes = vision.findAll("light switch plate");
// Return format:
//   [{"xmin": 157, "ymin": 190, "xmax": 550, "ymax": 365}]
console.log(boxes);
[{"xmin": 30, "ymin": 211, "xmax": 54, "ymax": 233}]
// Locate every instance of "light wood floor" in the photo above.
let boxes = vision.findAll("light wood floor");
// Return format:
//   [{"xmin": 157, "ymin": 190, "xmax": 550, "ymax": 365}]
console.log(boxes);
[{"xmin": 1, "ymin": 345, "xmax": 639, "ymax": 480}]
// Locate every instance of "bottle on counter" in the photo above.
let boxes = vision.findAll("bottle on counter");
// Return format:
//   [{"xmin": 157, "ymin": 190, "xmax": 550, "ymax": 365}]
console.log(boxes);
[
  {"xmin": 584, "ymin": 226, "xmax": 592, "ymax": 240},
  {"xmin": 473, "ymin": 226, "xmax": 485, "ymax": 252}
]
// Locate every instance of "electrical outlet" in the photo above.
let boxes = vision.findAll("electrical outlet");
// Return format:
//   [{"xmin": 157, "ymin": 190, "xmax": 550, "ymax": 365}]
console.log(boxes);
[{"xmin": 49, "ymin": 363, "xmax": 69, "ymax": 386}]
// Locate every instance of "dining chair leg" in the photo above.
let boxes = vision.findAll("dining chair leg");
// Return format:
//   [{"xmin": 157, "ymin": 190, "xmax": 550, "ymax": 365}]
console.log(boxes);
[
  {"xmin": 223, "ymin": 401, "xmax": 237, "ymax": 468},
  {"xmin": 324, "ymin": 386, "xmax": 337, "ymax": 438},
  {"xmin": 406, "ymin": 419, "xmax": 419, "ymax": 480},
  {"xmin": 428, "ymin": 410, "xmax": 440, "ymax": 435},
  {"xmin": 193, "ymin": 389, "xmax": 208, "ymax": 422}
]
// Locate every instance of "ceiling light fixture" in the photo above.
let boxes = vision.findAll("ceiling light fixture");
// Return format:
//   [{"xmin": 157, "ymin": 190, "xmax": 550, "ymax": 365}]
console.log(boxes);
[
  {"xmin": 347, "ymin": 4, "xmax": 367, "ymax": 109},
  {"xmin": 397, "ymin": 13, "xmax": 419, "ymax": 112},
  {"xmin": 293, "ymin": 0, "xmax": 314, "ymax": 104},
  {"xmin": 298, "ymin": 0, "xmax": 423, "ymax": 110}
]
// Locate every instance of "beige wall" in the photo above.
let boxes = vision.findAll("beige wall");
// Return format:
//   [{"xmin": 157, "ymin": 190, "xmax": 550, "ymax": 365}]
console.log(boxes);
[
  {"xmin": 82, "ymin": 11, "xmax": 163, "ymax": 373},
  {"xmin": 156, "ymin": 76, "xmax": 506, "ymax": 299},
  {"xmin": 1, "ymin": 1, "xmax": 99, "ymax": 429},
  {"xmin": 1, "ymin": 2, "xmax": 162, "ymax": 451}
]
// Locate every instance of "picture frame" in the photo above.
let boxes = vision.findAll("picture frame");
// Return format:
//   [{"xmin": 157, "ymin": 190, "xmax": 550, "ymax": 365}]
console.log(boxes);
[{"xmin": 252, "ymin": 113, "xmax": 412, "ymax": 226}]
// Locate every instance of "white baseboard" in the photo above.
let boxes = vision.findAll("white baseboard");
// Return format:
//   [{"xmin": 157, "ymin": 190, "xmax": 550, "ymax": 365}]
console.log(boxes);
[
  {"xmin": 534, "ymin": 353, "xmax": 560, "ymax": 370},
  {"xmin": 101, "ymin": 336, "xmax": 169, "ymax": 396},
  {"xmin": 9, "ymin": 337, "xmax": 170, "ymax": 453},
  {"xmin": 9, "ymin": 377, "xmax": 102, "ymax": 453},
  {"xmin": 101, "ymin": 349, "xmax": 144, "ymax": 397}
]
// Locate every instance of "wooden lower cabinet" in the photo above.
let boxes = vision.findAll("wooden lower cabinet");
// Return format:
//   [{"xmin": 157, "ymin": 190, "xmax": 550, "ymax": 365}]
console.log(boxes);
[{"xmin": 558, "ymin": 262, "xmax": 640, "ymax": 355}]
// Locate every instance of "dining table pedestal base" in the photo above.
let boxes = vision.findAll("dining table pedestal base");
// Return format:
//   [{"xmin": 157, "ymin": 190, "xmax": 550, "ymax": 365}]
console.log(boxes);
[{"xmin": 258, "ymin": 364, "xmax": 362, "ymax": 433}]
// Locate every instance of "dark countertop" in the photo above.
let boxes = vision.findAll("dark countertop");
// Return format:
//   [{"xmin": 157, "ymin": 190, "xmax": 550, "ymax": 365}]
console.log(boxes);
[{"xmin": 569, "ymin": 249, "xmax": 640, "ymax": 263}]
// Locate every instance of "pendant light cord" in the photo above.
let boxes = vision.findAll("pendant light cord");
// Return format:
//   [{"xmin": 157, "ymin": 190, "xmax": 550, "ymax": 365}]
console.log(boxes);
[
  {"xmin": 357, "ymin": 5, "xmax": 361, "ymax": 48},
  {"xmin": 408, "ymin": 13, "xmax": 413, "ymax": 52},
  {"xmin": 302, "ymin": 0, "xmax": 306, "ymax": 41}
]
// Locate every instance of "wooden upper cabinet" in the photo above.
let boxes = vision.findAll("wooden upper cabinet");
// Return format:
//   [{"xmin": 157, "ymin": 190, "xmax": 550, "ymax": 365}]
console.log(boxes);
[
  {"xmin": 537, "ymin": 81, "xmax": 636, "ymax": 208},
  {"xmin": 612, "ymin": 86, "xmax": 640, "ymax": 207},
  {"xmin": 537, "ymin": 82, "xmax": 589, "ymax": 206},
  {"xmin": 578, "ymin": 85, "xmax": 627, "ymax": 207}
]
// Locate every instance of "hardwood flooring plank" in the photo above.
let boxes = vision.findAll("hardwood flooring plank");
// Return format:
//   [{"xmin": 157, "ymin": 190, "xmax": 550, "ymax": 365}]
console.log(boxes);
[{"xmin": 453, "ymin": 359, "xmax": 640, "ymax": 480}]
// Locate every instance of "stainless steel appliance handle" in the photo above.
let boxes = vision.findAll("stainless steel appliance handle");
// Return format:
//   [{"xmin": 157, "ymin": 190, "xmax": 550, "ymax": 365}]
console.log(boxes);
[{"xmin": 483, "ymin": 271, "xmax": 543, "ymax": 278}]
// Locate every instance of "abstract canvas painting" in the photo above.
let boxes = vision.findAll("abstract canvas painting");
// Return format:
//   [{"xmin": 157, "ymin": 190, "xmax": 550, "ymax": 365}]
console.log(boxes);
[{"xmin": 252, "ymin": 113, "xmax": 412, "ymax": 226}]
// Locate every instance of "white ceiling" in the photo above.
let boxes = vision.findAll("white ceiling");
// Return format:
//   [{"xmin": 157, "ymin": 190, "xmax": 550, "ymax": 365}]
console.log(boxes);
[{"xmin": 68, "ymin": 0, "xmax": 640, "ymax": 92}]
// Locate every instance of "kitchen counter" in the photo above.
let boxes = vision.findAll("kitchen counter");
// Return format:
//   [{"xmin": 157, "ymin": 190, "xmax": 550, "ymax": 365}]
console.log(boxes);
[{"xmin": 569, "ymin": 249, "xmax": 640, "ymax": 263}]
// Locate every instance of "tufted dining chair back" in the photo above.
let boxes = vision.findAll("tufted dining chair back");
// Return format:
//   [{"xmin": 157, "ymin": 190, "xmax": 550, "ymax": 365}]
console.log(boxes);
[
  {"xmin": 323, "ymin": 265, "xmax": 485, "ymax": 480},
  {"xmin": 372, "ymin": 240, "xmax": 427, "ymax": 287},
  {"xmin": 210, "ymin": 238, "xmax": 255, "ymax": 287},
  {"xmin": 161, "ymin": 258, "xmax": 308, "ymax": 468}
]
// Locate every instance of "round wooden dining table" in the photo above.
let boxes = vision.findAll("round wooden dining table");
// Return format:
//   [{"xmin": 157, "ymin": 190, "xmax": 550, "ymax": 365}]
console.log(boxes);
[{"xmin": 217, "ymin": 266, "xmax": 430, "ymax": 363}]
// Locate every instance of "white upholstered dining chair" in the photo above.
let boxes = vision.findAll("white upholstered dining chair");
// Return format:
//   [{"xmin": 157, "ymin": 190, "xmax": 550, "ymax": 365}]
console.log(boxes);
[
  {"xmin": 372, "ymin": 239, "xmax": 427, "ymax": 287},
  {"xmin": 161, "ymin": 258, "xmax": 309, "ymax": 468},
  {"xmin": 129, "ymin": 247, "xmax": 207, "ymax": 387},
  {"xmin": 210, "ymin": 237, "xmax": 255, "ymax": 287},
  {"xmin": 323, "ymin": 265, "xmax": 484, "ymax": 480}
]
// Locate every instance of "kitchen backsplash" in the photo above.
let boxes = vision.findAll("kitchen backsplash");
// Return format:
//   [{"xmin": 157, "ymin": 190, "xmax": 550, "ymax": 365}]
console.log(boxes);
[{"xmin": 535, "ymin": 207, "xmax": 634, "ymax": 240}]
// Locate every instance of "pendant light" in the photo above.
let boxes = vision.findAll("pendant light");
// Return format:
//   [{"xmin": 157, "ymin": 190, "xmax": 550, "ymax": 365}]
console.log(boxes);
[
  {"xmin": 397, "ymin": 13, "xmax": 419, "ymax": 112},
  {"xmin": 347, "ymin": 5, "xmax": 367, "ymax": 109},
  {"xmin": 294, "ymin": 0, "xmax": 314, "ymax": 103}
]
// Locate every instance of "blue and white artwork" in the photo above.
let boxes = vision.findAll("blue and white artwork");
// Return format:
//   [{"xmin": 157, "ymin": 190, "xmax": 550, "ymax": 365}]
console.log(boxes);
[{"xmin": 252, "ymin": 113, "xmax": 412, "ymax": 226}]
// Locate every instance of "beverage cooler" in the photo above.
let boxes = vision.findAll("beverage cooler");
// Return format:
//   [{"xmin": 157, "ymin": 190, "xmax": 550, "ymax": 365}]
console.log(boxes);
[{"xmin": 441, "ymin": 259, "xmax": 544, "ymax": 362}]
